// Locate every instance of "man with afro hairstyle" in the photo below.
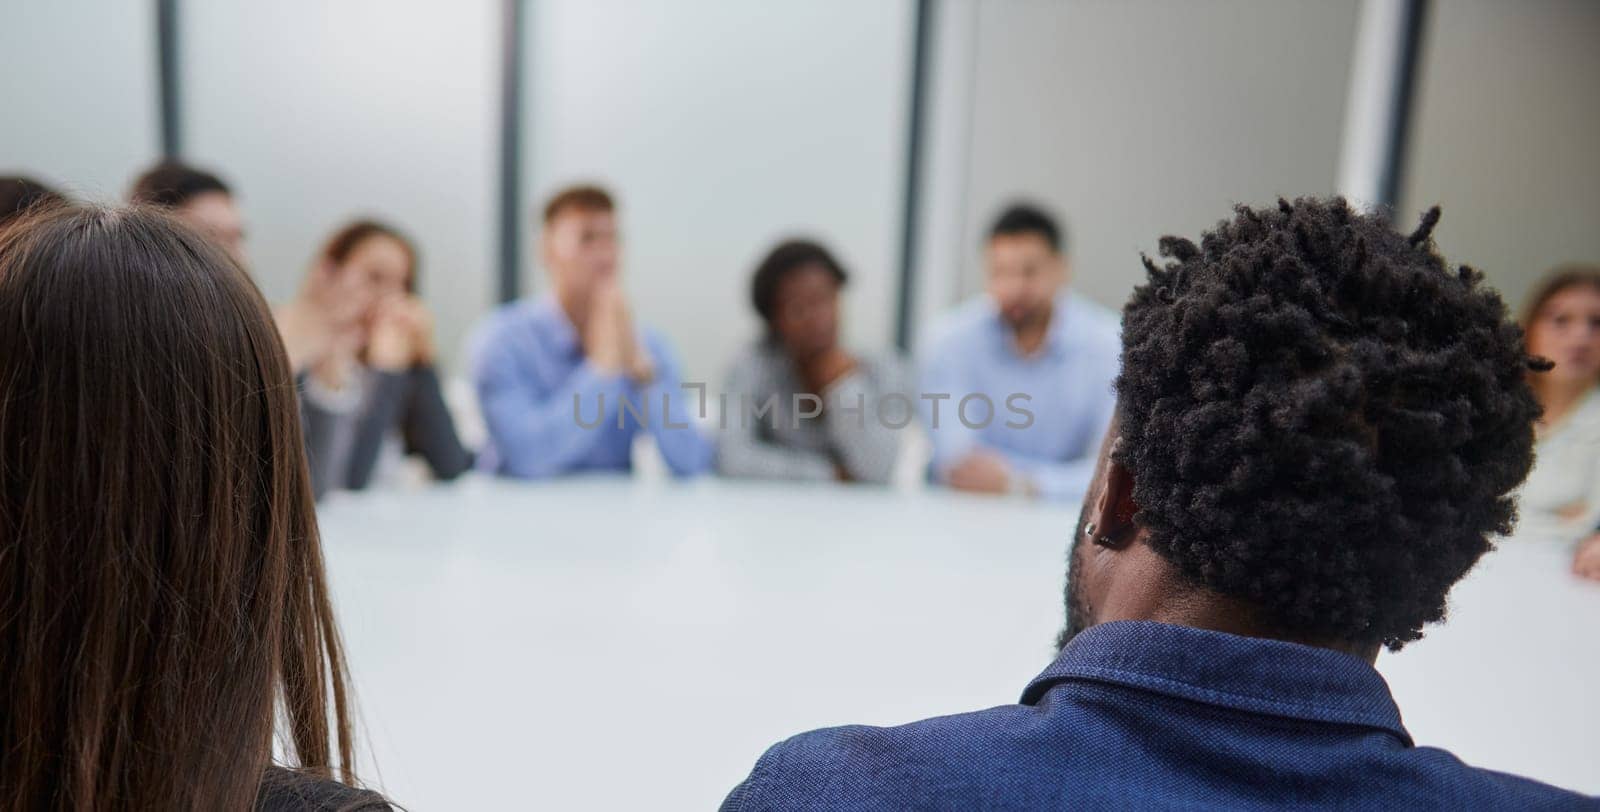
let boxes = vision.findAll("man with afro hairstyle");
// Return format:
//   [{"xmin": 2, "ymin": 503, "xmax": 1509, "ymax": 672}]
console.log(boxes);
[{"xmin": 723, "ymin": 198, "xmax": 1595, "ymax": 809}]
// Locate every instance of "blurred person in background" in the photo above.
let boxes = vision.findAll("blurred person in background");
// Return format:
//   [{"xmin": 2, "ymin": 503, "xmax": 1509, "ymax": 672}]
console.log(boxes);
[
  {"xmin": 278, "ymin": 220, "xmax": 472, "ymax": 498},
  {"xmin": 128, "ymin": 160, "xmax": 247, "ymax": 266},
  {"xmin": 1516, "ymin": 264, "xmax": 1600, "ymax": 580},
  {"xmin": 0, "ymin": 176, "xmax": 66, "ymax": 231},
  {"xmin": 919, "ymin": 203, "xmax": 1119, "ymax": 501},
  {"xmin": 717, "ymin": 239, "xmax": 903, "ymax": 483},
  {"xmin": 0, "ymin": 204, "xmax": 387, "ymax": 810},
  {"xmin": 469, "ymin": 184, "xmax": 712, "ymax": 479}
]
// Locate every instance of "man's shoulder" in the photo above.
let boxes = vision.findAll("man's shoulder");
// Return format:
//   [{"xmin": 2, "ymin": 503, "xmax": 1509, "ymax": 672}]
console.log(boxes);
[
  {"xmin": 1061, "ymin": 293, "xmax": 1122, "ymax": 348},
  {"xmin": 725, "ymin": 704, "xmax": 1050, "ymax": 810},
  {"xmin": 1390, "ymin": 746, "xmax": 1599, "ymax": 809},
  {"xmin": 921, "ymin": 297, "xmax": 996, "ymax": 357},
  {"xmin": 470, "ymin": 299, "xmax": 537, "ymax": 346},
  {"xmin": 724, "ymin": 699, "xmax": 1600, "ymax": 810},
  {"xmin": 476, "ymin": 298, "xmax": 544, "ymax": 339},
  {"xmin": 469, "ymin": 299, "xmax": 554, "ymax": 375}
]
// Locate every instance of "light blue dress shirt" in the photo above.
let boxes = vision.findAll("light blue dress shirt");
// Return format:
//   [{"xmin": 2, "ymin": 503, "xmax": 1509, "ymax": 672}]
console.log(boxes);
[
  {"xmin": 919, "ymin": 292, "xmax": 1120, "ymax": 501},
  {"xmin": 469, "ymin": 295, "xmax": 713, "ymax": 479}
]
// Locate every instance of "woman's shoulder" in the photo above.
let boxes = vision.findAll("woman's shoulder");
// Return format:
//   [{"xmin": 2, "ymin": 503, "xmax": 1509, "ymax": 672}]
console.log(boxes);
[
  {"xmin": 849, "ymin": 350, "xmax": 910, "ymax": 390},
  {"xmin": 1566, "ymin": 388, "xmax": 1600, "ymax": 437},
  {"xmin": 724, "ymin": 341, "xmax": 791, "ymax": 377},
  {"xmin": 256, "ymin": 767, "xmax": 392, "ymax": 812}
]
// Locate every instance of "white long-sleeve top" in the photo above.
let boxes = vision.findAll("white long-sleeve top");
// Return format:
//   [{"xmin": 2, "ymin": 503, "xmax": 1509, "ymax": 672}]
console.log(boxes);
[{"xmin": 1516, "ymin": 387, "xmax": 1600, "ymax": 546}]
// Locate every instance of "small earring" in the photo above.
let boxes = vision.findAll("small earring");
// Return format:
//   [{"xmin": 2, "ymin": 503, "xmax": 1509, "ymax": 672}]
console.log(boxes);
[{"xmin": 1083, "ymin": 522, "xmax": 1097, "ymax": 537}]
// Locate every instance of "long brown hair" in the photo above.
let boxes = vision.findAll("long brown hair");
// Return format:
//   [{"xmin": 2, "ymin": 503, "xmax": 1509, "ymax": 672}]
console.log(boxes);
[{"xmin": 0, "ymin": 205, "xmax": 355, "ymax": 809}]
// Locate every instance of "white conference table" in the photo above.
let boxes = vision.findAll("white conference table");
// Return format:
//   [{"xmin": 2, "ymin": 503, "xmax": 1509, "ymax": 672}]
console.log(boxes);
[{"xmin": 318, "ymin": 476, "xmax": 1599, "ymax": 809}]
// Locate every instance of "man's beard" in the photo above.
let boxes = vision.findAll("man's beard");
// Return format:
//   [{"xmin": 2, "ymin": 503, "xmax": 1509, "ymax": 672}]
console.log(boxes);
[
  {"xmin": 1001, "ymin": 304, "xmax": 1050, "ymax": 335},
  {"xmin": 1055, "ymin": 509, "xmax": 1092, "ymax": 652}
]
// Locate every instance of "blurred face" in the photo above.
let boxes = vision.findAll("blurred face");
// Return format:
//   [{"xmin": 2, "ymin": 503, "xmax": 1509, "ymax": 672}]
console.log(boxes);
[
  {"xmin": 542, "ymin": 207, "xmax": 618, "ymax": 305},
  {"xmin": 177, "ymin": 191, "xmax": 246, "ymax": 266},
  {"xmin": 316, "ymin": 235, "xmax": 405, "ymax": 340},
  {"xmin": 343, "ymin": 234, "xmax": 413, "ymax": 302},
  {"xmin": 985, "ymin": 232, "xmax": 1066, "ymax": 330},
  {"xmin": 1526, "ymin": 284, "xmax": 1600, "ymax": 388},
  {"xmin": 773, "ymin": 264, "xmax": 841, "ymax": 360}
]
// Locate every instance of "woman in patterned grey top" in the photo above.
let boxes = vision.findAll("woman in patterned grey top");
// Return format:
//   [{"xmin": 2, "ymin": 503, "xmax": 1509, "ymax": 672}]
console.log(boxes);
[{"xmin": 717, "ymin": 240, "xmax": 904, "ymax": 483}]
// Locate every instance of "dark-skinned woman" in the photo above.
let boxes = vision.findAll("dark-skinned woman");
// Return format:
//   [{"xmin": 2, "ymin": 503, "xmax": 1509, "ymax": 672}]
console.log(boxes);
[{"xmin": 716, "ymin": 239, "xmax": 904, "ymax": 484}]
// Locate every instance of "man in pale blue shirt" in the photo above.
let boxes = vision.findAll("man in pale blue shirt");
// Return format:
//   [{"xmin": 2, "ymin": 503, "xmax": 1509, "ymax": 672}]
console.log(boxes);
[
  {"xmin": 920, "ymin": 203, "xmax": 1119, "ymax": 501},
  {"xmin": 470, "ymin": 185, "xmax": 712, "ymax": 478}
]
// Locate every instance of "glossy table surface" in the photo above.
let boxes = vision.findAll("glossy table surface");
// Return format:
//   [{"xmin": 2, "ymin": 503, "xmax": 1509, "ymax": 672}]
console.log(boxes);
[{"xmin": 317, "ymin": 476, "xmax": 1599, "ymax": 809}]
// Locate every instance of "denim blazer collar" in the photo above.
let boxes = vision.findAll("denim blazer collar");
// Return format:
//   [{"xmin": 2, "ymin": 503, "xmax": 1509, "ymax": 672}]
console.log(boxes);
[{"xmin": 1022, "ymin": 620, "xmax": 1411, "ymax": 744}]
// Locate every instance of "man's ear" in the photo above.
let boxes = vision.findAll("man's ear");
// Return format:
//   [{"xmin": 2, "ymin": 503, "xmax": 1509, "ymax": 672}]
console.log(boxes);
[
  {"xmin": 1089, "ymin": 438, "xmax": 1138, "ymax": 550},
  {"xmin": 538, "ymin": 229, "xmax": 554, "ymax": 269}
]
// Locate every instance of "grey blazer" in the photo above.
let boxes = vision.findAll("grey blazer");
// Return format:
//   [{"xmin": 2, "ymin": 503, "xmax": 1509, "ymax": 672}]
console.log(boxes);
[
  {"xmin": 715, "ymin": 342, "xmax": 905, "ymax": 484},
  {"xmin": 299, "ymin": 365, "xmax": 473, "ymax": 499}
]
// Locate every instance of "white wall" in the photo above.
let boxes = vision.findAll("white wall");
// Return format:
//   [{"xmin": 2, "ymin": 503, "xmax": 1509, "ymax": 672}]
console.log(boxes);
[
  {"xmin": 181, "ymin": 0, "xmax": 499, "ymax": 369},
  {"xmin": 523, "ymin": 0, "xmax": 914, "ymax": 382},
  {"xmin": 7, "ymin": 0, "xmax": 1596, "ymax": 372},
  {"xmin": 0, "ymin": 0, "xmax": 158, "ymax": 200},
  {"xmin": 922, "ymin": 0, "xmax": 1360, "ymax": 328},
  {"xmin": 1400, "ymin": 0, "xmax": 1600, "ymax": 310}
]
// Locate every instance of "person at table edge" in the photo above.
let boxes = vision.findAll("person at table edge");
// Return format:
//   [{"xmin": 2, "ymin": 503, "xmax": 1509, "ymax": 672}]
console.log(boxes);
[
  {"xmin": 725, "ymin": 199, "xmax": 1597, "ymax": 809},
  {"xmin": 470, "ymin": 184, "xmax": 712, "ymax": 478},
  {"xmin": 919, "ymin": 202, "xmax": 1119, "ymax": 501}
]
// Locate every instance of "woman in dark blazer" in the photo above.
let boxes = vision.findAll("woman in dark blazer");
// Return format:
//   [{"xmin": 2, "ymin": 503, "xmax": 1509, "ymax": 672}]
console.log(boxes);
[{"xmin": 281, "ymin": 220, "xmax": 473, "ymax": 497}]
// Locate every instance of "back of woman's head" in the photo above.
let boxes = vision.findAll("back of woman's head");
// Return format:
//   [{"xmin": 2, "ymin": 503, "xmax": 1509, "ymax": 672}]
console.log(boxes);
[
  {"xmin": 0, "ymin": 205, "xmax": 353, "ymax": 809},
  {"xmin": 0, "ymin": 176, "xmax": 66, "ymax": 231}
]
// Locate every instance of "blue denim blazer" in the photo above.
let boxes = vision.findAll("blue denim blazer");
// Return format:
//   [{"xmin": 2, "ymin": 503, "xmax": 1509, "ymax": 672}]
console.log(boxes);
[{"xmin": 723, "ymin": 621, "xmax": 1596, "ymax": 810}]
